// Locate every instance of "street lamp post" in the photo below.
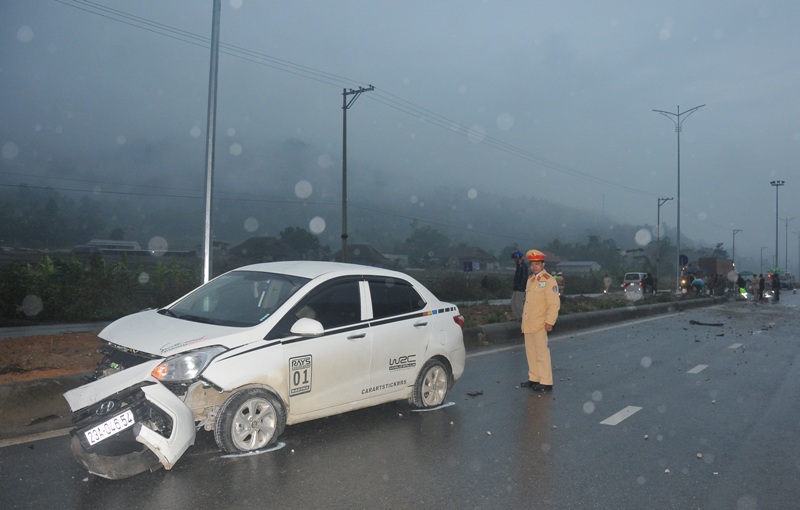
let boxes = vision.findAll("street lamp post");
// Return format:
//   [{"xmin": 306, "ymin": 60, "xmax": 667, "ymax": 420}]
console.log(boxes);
[
  {"xmin": 760, "ymin": 246, "xmax": 767, "ymax": 275},
  {"xmin": 654, "ymin": 104, "xmax": 705, "ymax": 293},
  {"xmin": 770, "ymin": 180, "xmax": 785, "ymax": 271},
  {"xmin": 656, "ymin": 197, "xmax": 673, "ymax": 291},
  {"xmin": 732, "ymin": 229, "xmax": 742, "ymax": 268}
]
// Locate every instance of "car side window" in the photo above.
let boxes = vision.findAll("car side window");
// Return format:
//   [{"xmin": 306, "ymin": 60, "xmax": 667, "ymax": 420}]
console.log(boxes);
[
  {"xmin": 368, "ymin": 277, "xmax": 426, "ymax": 319},
  {"xmin": 267, "ymin": 278, "xmax": 362, "ymax": 338}
]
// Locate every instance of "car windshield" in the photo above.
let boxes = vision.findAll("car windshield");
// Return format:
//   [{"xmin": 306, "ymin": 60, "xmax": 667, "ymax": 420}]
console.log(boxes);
[{"xmin": 162, "ymin": 271, "xmax": 309, "ymax": 327}]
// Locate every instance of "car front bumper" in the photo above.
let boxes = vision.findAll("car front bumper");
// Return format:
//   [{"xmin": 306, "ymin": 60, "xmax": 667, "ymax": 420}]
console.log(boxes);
[{"xmin": 64, "ymin": 362, "xmax": 196, "ymax": 479}]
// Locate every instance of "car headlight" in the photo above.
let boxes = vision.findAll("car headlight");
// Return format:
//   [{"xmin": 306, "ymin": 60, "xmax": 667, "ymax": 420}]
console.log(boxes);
[{"xmin": 151, "ymin": 345, "xmax": 227, "ymax": 383}]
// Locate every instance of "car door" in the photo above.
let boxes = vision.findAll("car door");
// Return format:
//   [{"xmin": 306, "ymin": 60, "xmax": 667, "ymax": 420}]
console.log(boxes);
[
  {"xmin": 364, "ymin": 276, "xmax": 430, "ymax": 397},
  {"xmin": 272, "ymin": 277, "xmax": 372, "ymax": 416}
]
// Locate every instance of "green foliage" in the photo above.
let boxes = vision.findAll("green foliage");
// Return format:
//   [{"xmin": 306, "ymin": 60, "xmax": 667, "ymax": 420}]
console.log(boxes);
[
  {"xmin": 399, "ymin": 221, "xmax": 452, "ymax": 268},
  {"xmin": 0, "ymin": 255, "xmax": 199, "ymax": 326}
]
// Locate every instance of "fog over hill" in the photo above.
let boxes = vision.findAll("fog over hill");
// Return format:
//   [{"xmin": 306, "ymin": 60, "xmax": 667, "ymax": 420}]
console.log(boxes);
[{"xmin": 2, "ymin": 133, "xmax": 676, "ymax": 260}]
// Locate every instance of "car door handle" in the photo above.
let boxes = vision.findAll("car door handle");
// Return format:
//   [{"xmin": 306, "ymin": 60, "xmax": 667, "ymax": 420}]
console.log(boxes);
[
  {"xmin": 414, "ymin": 321, "xmax": 428, "ymax": 327},
  {"xmin": 347, "ymin": 333, "xmax": 367, "ymax": 340}
]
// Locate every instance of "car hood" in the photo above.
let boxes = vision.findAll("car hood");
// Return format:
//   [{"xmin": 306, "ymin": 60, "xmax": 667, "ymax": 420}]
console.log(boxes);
[{"xmin": 99, "ymin": 309, "xmax": 260, "ymax": 358}]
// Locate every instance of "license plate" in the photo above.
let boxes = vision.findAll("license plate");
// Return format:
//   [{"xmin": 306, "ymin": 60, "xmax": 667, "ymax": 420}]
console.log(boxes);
[{"xmin": 84, "ymin": 409, "xmax": 136, "ymax": 446}]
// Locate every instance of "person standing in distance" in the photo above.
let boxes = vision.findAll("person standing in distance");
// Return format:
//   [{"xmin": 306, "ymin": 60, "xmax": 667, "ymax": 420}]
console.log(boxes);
[
  {"xmin": 511, "ymin": 250, "xmax": 528, "ymax": 321},
  {"xmin": 520, "ymin": 249, "xmax": 561, "ymax": 392}
]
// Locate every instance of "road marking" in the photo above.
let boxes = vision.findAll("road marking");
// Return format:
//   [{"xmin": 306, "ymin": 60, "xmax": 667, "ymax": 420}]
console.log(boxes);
[
  {"xmin": 600, "ymin": 406, "xmax": 642, "ymax": 425},
  {"xmin": 687, "ymin": 364, "xmax": 709, "ymax": 374},
  {"xmin": 729, "ymin": 343, "xmax": 744, "ymax": 349}
]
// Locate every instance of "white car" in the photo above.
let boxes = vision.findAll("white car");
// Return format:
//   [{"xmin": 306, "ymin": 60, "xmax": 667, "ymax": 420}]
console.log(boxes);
[{"xmin": 64, "ymin": 261, "xmax": 466, "ymax": 479}]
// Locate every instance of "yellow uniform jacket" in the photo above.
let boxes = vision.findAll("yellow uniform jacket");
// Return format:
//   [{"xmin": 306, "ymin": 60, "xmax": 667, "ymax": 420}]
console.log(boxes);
[{"xmin": 521, "ymin": 270, "xmax": 561, "ymax": 333}]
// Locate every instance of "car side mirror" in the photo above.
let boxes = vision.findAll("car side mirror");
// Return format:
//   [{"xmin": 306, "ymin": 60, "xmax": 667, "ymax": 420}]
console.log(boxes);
[{"xmin": 290, "ymin": 317, "xmax": 324, "ymax": 337}]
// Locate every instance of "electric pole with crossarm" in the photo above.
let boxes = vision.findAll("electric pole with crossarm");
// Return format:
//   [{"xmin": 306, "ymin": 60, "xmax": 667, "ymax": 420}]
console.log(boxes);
[{"xmin": 341, "ymin": 85, "xmax": 374, "ymax": 262}]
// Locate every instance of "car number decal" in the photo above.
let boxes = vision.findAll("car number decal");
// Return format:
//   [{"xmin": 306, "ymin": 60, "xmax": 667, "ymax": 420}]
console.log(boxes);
[{"xmin": 289, "ymin": 355, "xmax": 312, "ymax": 396}]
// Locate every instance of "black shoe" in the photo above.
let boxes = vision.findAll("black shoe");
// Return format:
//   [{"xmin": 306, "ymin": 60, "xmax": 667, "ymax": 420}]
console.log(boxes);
[
  {"xmin": 520, "ymin": 380, "xmax": 539, "ymax": 388},
  {"xmin": 532, "ymin": 384, "xmax": 553, "ymax": 392}
]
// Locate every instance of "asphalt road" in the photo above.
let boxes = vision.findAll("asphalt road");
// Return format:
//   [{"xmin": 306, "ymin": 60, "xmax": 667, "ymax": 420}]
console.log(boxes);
[{"xmin": 1, "ymin": 294, "xmax": 798, "ymax": 509}]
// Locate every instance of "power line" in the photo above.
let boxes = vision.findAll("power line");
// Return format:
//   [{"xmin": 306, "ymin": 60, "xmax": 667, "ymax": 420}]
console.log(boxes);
[{"xmin": 54, "ymin": 0, "xmax": 655, "ymax": 198}]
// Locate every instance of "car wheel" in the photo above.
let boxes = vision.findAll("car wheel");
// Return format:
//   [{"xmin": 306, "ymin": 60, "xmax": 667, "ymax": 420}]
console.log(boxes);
[
  {"xmin": 214, "ymin": 388, "xmax": 286, "ymax": 454},
  {"xmin": 411, "ymin": 359, "xmax": 450, "ymax": 408}
]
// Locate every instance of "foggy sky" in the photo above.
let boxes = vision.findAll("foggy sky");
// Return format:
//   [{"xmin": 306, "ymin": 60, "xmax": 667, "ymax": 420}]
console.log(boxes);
[{"xmin": 2, "ymin": 0, "xmax": 799, "ymax": 272}]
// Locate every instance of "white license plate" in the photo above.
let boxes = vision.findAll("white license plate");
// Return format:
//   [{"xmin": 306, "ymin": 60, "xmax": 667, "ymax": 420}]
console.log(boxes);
[{"xmin": 84, "ymin": 409, "xmax": 136, "ymax": 446}]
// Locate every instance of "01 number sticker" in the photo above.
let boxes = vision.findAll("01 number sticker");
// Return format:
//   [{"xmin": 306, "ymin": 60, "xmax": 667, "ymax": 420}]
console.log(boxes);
[{"xmin": 289, "ymin": 355, "xmax": 312, "ymax": 396}]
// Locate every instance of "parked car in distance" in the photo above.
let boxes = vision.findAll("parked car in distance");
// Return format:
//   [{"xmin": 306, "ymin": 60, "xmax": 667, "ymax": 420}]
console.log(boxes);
[
  {"xmin": 64, "ymin": 261, "xmax": 466, "ymax": 479},
  {"xmin": 621, "ymin": 272, "xmax": 648, "ymax": 293}
]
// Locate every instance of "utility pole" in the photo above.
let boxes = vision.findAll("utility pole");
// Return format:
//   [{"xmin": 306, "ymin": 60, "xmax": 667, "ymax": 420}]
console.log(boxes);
[
  {"xmin": 732, "ymin": 229, "xmax": 742, "ymax": 268},
  {"xmin": 341, "ymin": 85, "xmax": 374, "ymax": 262},
  {"xmin": 656, "ymin": 197, "xmax": 673, "ymax": 292},
  {"xmin": 653, "ymin": 104, "xmax": 705, "ymax": 293},
  {"xmin": 770, "ymin": 180, "xmax": 785, "ymax": 270},
  {"xmin": 201, "ymin": 0, "xmax": 221, "ymax": 284},
  {"xmin": 779, "ymin": 216, "xmax": 798, "ymax": 271}
]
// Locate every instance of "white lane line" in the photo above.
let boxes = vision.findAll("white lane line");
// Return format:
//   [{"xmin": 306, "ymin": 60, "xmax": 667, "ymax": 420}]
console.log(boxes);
[
  {"xmin": 687, "ymin": 364, "xmax": 709, "ymax": 374},
  {"xmin": 600, "ymin": 406, "xmax": 642, "ymax": 425},
  {"xmin": 729, "ymin": 343, "xmax": 744, "ymax": 349}
]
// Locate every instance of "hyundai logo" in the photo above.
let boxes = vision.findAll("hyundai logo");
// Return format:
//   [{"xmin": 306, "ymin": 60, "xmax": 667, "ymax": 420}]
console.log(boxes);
[{"xmin": 96, "ymin": 400, "xmax": 116, "ymax": 416}]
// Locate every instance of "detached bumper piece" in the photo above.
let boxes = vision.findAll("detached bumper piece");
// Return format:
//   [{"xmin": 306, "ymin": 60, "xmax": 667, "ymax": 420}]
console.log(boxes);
[{"xmin": 70, "ymin": 383, "xmax": 196, "ymax": 479}]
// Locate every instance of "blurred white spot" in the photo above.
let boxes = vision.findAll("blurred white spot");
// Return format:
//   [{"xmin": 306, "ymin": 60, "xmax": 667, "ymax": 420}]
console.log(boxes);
[
  {"xmin": 467, "ymin": 189, "xmax": 478, "ymax": 200},
  {"xmin": 450, "ymin": 122, "xmax": 460, "ymax": 132},
  {"xmin": 496, "ymin": 112, "xmax": 514, "ymax": 131},
  {"xmin": 402, "ymin": 77, "xmax": 410, "ymax": 85},
  {"xmin": 317, "ymin": 154, "xmax": 333, "ymax": 169},
  {"xmin": 636, "ymin": 476, "xmax": 646, "ymax": 485},
  {"xmin": 467, "ymin": 124, "xmax": 486, "ymax": 143},
  {"xmin": 295, "ymin": 180, "xmax": 312, "ymax": 199},
  {"xmin": 591, "ymin": 390, "xmax": 603, "ymax": 402},
  {"xmin": 659, "ymin": 17, "xmax": 673, "ymax": 41},
  {"xmin": 229, "ymin": 143, "xmax": 242, "ymax": 156},
  {"xmin": 640, "ymin": 356, "xmax": 652, "ymax": 368},
  {"xmin": 227, "ymin": 127, "xmax": 236, "ymax": 137},
  {"xmin": 21, "ymin": 295, "xmax": 43, "ymax": 317},
  {"xmin": 116, "ymin": 135, "xmax": 126, "ymax": 145},
  {"xmin": 17, "ymin": 25, "xmax": 34, "ymax": 43},
  {"xmin": 713, "ymin": 28, "xmax": 724, "ymax": 40},
  {"xmin": 697, "ymin": 212, "xmax": 707, "ymax": 221},
  {"xmin": 138, "ymin": 272, "xmax": 150, "ymax": 285},
  {"xmin": 190, "ymin": 126, "xmax": 202, "ymax": 138},
  {"xmin": 458, "ymin": 85, "xmax": 467, "ymax": 95},
  {"xmin": 309, "ymin": 216, "xmax": 326, "ymax": 234},
  {"xmin": 229, "ymin": 0, "xmax": 243, "ymax": 9},
  {"xmin": 793, "ymin": 132, "xmax": 800, "ymax": 141},
  {"xmin": 541, "ymin": 443, "xmax": 551, "ymax": 453},
  {"xmin": 736, "ymin": 495, "xmax": 758, "ymax": 510},
  {"xmin": 410, "ymin": 195, "xmax": 419, "ymax": 204},
  {"xmin": 634, "ymin": 228, "xmax": 652, "ymax": 246},
  {"xmin": 583, "ymin": 402, "xmax": 595, "ymax": 414},
  {"xmin": 148, "ymin": 236, "xmax": 168, "ymax": 256},
  {"xmin": 244, "ymin": 217, "xmax": 259, "ymax": 233},
  {"xmin": 657, "ymin": 404, "xmax": 667, "ymax": 414},
  {"xmin": 2, "ymin": 141, "xmax": 19, "ymax": 160}
]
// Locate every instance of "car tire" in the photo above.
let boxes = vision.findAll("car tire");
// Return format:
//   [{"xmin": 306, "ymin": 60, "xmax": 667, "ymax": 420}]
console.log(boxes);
[
  {"xmin": 411, "ymin": 359, "xmax": 450, "ymax": 408},
  {"xmin": 214, "ymin": 388, "xmax": 286, "ymax": 454}
]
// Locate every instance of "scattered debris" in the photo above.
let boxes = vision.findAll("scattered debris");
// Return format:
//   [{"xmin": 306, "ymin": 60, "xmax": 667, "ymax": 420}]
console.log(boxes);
[
  {"xmin": 27, "ymin": 414, "xmax": 60, "ymax": 426},
  {"xmin": 466, "ymin": 390, "xmax": 483, "ymax": 397},
  {"xmin": 643, "ymin": 434, "xmax": 649, "ymax": 440},
  {"xmin": 689, "ymin": 320, "xmax": 724, "ymax": 327},
  {"xmin": 696, "ymin": 453, "xmax": 703, "ymax": 459}
]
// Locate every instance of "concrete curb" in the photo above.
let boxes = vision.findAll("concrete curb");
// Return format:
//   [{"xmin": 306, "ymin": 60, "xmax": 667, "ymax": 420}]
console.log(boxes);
[
  {"xmin": 0, "ymin": 297, "xmax": 725, "ymax": 442},
  {"xmin": 462, "ymin": 296, "xmax": 726, "ymax": 349}
]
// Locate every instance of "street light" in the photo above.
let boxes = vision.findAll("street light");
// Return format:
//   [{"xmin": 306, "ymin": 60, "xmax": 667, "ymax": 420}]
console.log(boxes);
[
  {"xmin": 760, "ymin": 246, "xmax": 767, "ymax": 275},
  {"xmin": 732, "ymin": 229, "xmax": 742, "ymax": 268},
  {"xmin": 770, "ymin": 180, "xmax": 785, "ymax": 270},
  {"xmin": 656, "ymin": 197, "xmax": 673, "ymax": 291},
  {"xmin": 654, "ymin": 104, "xmax": 705, "ymax": 293}
]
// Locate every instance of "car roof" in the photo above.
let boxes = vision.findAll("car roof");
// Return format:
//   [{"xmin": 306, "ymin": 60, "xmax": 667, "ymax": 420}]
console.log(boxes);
[{"xmin": 232, "ymin": 260, "xmax": 408, "ymax": 281}]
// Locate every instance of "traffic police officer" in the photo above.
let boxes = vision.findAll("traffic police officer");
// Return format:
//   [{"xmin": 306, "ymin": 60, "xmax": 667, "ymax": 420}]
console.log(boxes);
[{"xmin": 520, "ymin": 249, "xmax": 561, "ymax": 392}]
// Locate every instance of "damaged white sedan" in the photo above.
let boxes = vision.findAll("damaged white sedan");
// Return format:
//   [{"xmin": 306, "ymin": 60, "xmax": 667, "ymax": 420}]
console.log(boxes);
[{"xmin": 64, "ymin": 261, "xmax": 466, "ymax": 479}]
